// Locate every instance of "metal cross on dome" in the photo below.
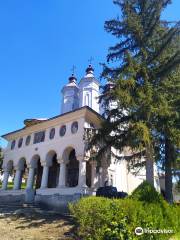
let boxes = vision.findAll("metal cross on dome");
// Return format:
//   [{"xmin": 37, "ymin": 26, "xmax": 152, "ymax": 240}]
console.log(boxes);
[
  {"xmin": 71, "ymin": 65, "xmax": 76, "ymax": 75},
  {"xmin": 88, "ymin": 57, "xmax": 94, "ymax": 65}
]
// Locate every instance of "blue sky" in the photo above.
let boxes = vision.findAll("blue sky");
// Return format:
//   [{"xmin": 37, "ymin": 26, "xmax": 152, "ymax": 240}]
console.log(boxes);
[{"xmin": 0, "ymin": 0, "xmax": 179, "ymax": 147}]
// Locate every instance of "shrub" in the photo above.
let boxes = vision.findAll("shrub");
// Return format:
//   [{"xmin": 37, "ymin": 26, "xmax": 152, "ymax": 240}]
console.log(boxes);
[
  {"xmin": 69, "ymin": 195, "xmax": 180, "ymax": 240},
  {"xmin": 130, "ymin": 181, "xmax": 163, "ymax": 204}
]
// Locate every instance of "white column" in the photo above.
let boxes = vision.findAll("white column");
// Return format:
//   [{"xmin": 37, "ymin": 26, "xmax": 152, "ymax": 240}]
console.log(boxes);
[
  {"xmin": 58, "ymin": 161, "xmax": 66, "ymax": 187},
  {"xmin": 2, "ymin": 171, "xmax": 10, "ymax": 190},
  {"xmin": 41, "ymin": 165, "xmax": 49, "ymax": 189},
  {"xmin": 91, "ymin": 161, "xmax": 97, "ymax": 188},
  {"xmin": 13, "ymin": 169, "xmax": 22, "ymax": 190},
  {"xmin": 26, "ymin": 167, "xmax": 35, "ymax": 189},
  {"xmin": 78, "ymin": 156, "xmax": 87, "ymax": 187}
]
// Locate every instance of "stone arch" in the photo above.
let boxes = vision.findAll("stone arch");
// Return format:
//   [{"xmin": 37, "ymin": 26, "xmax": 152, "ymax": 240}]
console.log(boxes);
[
  {"xmin": 30, "ymin": 154, "xmax": 42, "ymax": 189},
  {"xmin": 30, "ymin": 154, "xmax": 40, "ymax": 168},
  {"xmin": 5, "ymin": 160, "xmax": 14, "ymax": 172},
  {"xmin": 62, "ymin": 146, "xmax": 79, "ymax": 187},
  {"xmin": 45, "ymin": 150, "xmax": 60, "ymax": 188},
  {"xmin": 45, "ymin": 150, "xmax": 57, "ymax": 166},
  {"xmin": 17, "ymin": 157, "xmax": 26, "ymax": 170},
  {"xmin": 15, "ymin": 157, "xmax": 27, "ymax": 189},
  {"xmin": 1, "ymin": 160, "xmax": 14, "ymax": 190}
]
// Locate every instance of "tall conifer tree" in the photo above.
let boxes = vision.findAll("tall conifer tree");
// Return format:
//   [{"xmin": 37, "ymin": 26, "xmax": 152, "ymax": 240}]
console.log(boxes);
[{"xmin": 89, "ymin": 0, "xmax": 180, "ymax": 197}]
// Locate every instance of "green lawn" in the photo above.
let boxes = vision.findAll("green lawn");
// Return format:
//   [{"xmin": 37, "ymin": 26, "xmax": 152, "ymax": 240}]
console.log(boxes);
[
  {"xmin": 0, "ymin": 181, "xmax": 26, "ymax": 190},
  {"xmin": 173, "ymin": 232, "xmax": 180, "ymax": 240}
]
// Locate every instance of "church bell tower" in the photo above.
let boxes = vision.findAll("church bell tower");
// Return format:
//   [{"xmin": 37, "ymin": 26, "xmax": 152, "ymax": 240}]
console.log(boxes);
[
  {"xmin": 61, "ymin": 74, "xmax": 79, "ymax": 114},
  {"xmin": 79, "ymin": 65, "xmax": 100, "ymax": 113}
]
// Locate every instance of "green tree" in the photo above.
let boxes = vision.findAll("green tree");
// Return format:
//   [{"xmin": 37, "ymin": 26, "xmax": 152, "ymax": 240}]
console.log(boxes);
[{"xmin": 89, "ymin": 0, "xmax": 180, "ymax": 197}]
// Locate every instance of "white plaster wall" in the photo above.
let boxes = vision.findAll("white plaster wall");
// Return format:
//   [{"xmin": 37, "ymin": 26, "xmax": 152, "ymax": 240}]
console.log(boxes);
[
  {"xmin": 108, "ymin": 152, "xmax": 160, "ymax": 194},
  {"xmin": 79, "ymin": 78, "xmax": 99, "ymax": 113},
  {"xmin": 61, "ymin": 87, "xmax": 79, "ymax": 114},
  {"xmin": 3, "ymin": 117, "xmax": 85, "ymax": 169}
]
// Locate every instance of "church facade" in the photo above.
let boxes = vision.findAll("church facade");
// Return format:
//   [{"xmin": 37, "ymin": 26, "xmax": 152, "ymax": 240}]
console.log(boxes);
[{"xmin": 0, "ymin": 65, "xmax": 160, "ymax": 210}]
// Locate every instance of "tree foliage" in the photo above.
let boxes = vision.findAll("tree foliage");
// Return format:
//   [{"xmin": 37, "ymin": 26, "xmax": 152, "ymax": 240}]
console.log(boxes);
[{"xmin": 88, "ymin": 0, "xmax": 180, "ymax": 196}]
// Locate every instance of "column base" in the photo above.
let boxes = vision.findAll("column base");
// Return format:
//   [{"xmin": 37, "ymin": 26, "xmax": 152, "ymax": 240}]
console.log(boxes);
[
  {"xmin": 25, "ymin": 189, "xmax": 35, "ymax": 203},
  {"xmin": 58, "ymin": 185, "xmax": 66, "ymax": 188},
  {"xmin": 78, "ymin": 184, "xmax": 88, "ymax": 188}
]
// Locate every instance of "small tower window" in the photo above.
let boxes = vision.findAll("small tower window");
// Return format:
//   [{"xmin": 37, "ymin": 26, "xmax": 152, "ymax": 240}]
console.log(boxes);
[{"xmin": 84, "ymin": 94, "xmax": 90, "ymax": 106}]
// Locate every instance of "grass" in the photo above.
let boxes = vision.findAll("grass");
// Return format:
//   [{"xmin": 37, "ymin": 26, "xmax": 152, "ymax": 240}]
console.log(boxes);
[
  {"xmin": 0, "ymin": 181, "xmax": 26, "ymax": 190},
  {"xmin": 173, "ymin": 232, "xmax": 180, "ymax": 240}
]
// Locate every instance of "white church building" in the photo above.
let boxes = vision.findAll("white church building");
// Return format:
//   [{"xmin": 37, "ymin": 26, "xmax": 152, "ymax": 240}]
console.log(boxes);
[{"xmin": 0, "ymin": 65, "xmax": 160, "ymax": 210}]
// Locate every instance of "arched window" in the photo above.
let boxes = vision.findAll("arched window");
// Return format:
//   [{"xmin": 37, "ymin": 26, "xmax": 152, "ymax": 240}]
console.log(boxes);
[{"xmin": 84, "ymin": 93, "xmax": 90, "ymax": 106}]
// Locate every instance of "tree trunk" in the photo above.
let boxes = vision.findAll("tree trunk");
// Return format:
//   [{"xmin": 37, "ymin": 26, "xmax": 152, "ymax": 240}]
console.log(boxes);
[
  {"xmin": 145, "ymin": 144, "xmax": 154, "ymax": 187},
  {"xmin": 165, "ymin": 138, "xmax": 173, "ymax": 204}
]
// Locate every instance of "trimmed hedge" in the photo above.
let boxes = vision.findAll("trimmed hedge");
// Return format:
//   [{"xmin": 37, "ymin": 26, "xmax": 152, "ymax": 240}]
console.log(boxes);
[{"xmin": 69, "ymin": 182, "xmax": 180, "ymax": 240}]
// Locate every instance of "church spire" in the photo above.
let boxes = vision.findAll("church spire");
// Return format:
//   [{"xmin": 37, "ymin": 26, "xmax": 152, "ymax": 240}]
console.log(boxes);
[
  {"xmin": 69, "ymin": 65, "xmax": 77, "ymax": 83},
  {"xmin": 61, "ymin": 71, "xmax": 79, "ymax": 114},
  {"xmin": 79, "ymin": 63, "xmax": 100, "ymax": 113}
]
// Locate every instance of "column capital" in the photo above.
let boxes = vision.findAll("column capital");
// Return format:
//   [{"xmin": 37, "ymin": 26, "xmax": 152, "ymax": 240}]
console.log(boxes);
[
  {"xmin": 77, "ymin": 155, "xmax": 89, "ymax": 162},
  {"xmin": 14, "ymin": 165, "xmax": 21, "ymax": 171},
  {"xmin": 40, "ymin": 161, "xmax": 49, "ymax": 167},
  {"xmin": 57, "ymin": 158, "xmax": 64, "ymax": 164},
  {"xmin": 26, "ymin": 164, "xmax": 35, "ymax": 169},
  {"xmin": 76, "ymin": 155, "xmax": 83, "ymax": 161}
]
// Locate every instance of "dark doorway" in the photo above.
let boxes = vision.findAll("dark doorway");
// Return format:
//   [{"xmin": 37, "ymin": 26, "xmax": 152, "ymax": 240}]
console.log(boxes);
[
  {"xmin": 35, "ymin": 159, "xmax": 43, "ymax": 189},
  {"xmin": 48, "ymin": 154, "xmax": 60, "ymax": 188},
  {"xmin": 66, "ymin": 149, "xmax": 79, "ymax": 187}
]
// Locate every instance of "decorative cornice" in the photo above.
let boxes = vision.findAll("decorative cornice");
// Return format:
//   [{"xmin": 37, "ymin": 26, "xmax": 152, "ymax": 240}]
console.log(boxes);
[{"xmin": 2, "ymin": 106, "xmax": 104, "ymax": 141}]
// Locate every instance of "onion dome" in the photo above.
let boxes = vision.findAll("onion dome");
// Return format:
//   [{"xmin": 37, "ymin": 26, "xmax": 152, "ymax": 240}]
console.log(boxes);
[
  {"xmin": 86, "ymin": 64, "xmax": 94, "ymax": 74},
  {"xmin": 68, "ymin": 73, "xmax": 77, "ymax": 84}
]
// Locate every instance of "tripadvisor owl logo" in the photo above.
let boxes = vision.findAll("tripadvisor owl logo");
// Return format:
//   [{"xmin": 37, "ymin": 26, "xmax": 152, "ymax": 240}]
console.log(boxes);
[{"xmin": 135, "ymin": 227, "xmax": 144, "ymax": 235}]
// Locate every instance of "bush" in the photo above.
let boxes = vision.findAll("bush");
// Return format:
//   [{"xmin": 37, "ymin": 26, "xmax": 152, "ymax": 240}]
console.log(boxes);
[
  {"xmin": 130, "ymin": 181, "xmax": 163, "ymax": 204},
  {"xmin": 69, "ymin": 191, "xmax": 180, "ymax": 239},
  {"xmin": 130, "ymin": 181, "xmax": 180, "ymax": 234}
]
